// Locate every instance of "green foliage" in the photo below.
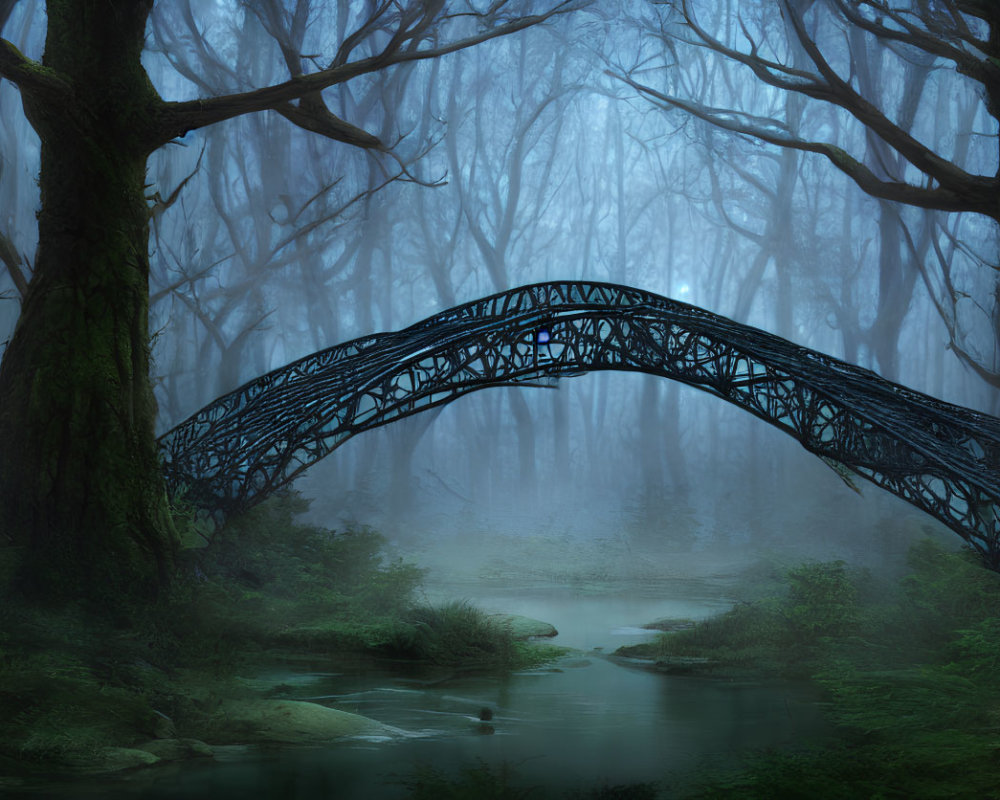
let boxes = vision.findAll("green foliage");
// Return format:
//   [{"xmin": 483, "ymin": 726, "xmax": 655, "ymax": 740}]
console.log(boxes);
[
  {"xmin": 152, "ymin": 494, "xmax": 427, "ymax": 669},
  {"xmin": 668, "ymin": 539, "xmax": 1000, "ymax": 798},
  {"xmin": 621, "ymin": 559, "xmax": 869, "ymax": 675},
  {"xmin": 952, "ymin": 617, "xmax": 1000, "ymax": 676},
  {"xmin": 198, "ymin": 493, "xmax": 424, "ymax": 615},
  {"xmin": 384, "ymin": 601, "xmax": 562, "ymax": 670},
  {"xmin": 784, "ymin": 560, "xmax": 858, "ymax": 637},
  {"xmin": 0, "ymin": 603, "xmax": 171, "ymax": 766},
  {"xmin": 638, "ymin": 600, "xmax": 792, "ymax": 671},
  {"xmin": 898, "ymin": 538, "xmax": 1000, "ymax": 651}
]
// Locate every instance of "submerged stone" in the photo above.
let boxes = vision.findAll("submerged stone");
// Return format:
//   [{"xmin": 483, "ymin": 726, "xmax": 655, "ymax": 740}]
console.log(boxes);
[
  {"xmin": 63, "ymin": 747, "xmax": 160, "ymax": 774},
  {"xmin": 215, "ymin": 699, "xmax": 404, "ymax": 744},
  {"xmin": 492, "ymin": 614, "xmax": 558, "ymax": 639}
]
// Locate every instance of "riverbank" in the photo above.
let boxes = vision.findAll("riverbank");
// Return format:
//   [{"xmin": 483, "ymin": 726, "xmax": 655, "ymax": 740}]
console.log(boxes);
[
  {"xmin": 7, "ymin": 496, "xmax": 984, "ymax": 798},
  {"xmin": 615, "ymin": 539, "xmax": 1000, "ymax": 798},
  {"xmin": 0, "ymin": 495, "xmax": 565, "ymax": 784}
]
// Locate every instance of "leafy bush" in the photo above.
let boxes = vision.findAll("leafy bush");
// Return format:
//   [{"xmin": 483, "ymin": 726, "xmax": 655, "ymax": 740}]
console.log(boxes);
[
  {"xmin": 154, "ymin": 494, "xmax": 426, "ymax": 666},
  {"xmin": 623, "ymin": 559, "xmax": 869, "ymax": 674},
  {"xmin": 899, "ymin": 538, "xmax": 1000, "ymax": 649},
  {"xmin": 785, "ymin": 560, "xmax": 858, "ymax": 637},
  {"xmin": 952, "ymin": 617, "xmax": 1000, "ymax": 676},
  {"xmin": 194, "ymin": 493, "xmax": 424, "ymax": 614}
]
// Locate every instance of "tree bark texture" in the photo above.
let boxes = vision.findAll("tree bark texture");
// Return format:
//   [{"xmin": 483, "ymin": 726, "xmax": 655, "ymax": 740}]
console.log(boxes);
[
  {"xmin": 0, "ymin": 0, "xmax": 564, "ymax": 602},
  {"xmin": 0, "ymin": 0, "xmax": 177, "ymax": 602}
]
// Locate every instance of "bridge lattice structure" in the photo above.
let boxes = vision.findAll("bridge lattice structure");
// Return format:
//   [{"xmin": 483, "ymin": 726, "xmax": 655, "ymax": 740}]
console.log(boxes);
[{"xmin": 158, "ymin": 281, "xmax": 1000, "ymax": 566}]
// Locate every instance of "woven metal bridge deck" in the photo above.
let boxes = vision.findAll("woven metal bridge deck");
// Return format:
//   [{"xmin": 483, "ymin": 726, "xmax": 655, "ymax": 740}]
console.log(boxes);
[{"xmin": 158, "ymin": 281, "xmax": 1000, "ymax": 566}]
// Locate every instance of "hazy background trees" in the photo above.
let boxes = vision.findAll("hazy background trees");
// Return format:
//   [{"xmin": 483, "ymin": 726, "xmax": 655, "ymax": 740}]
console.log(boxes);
[{"xmin": 1, "ymin": 0, "xmax": 996, "ymax": 569}]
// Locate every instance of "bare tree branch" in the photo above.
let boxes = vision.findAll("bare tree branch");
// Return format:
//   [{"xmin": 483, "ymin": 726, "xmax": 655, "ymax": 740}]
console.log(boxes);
[
  {"xmin": 905, "ymin": 215, "xmax": 1000, "ymax": 388},
  {"xmin": 608, "ymin": 69, "xmax": 997, "ymax": 216},
  {"xmin": 0, "ymin": 229, "xmax": 28, "ymax": 298},
  {"xmin": 831, "ymin": 0, "xmax": 985, "ymax": 71},
  {"xmin": 149, "ymin": 143, "xmax": 207, "ymax": 220},
  {"xmin": 614, "ymin": 1, "xmax": 1000, "ymax": 222},
  {"xmin": 775, "ymin": 0, "xmax": 984, "ymax": 190},
  {"xmin": 154, "ymin": 2, "xmax": 575, "ymax": 147}
]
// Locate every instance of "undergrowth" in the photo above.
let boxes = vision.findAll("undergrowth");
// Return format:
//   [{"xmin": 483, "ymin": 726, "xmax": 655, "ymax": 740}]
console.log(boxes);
[
  {"xmin": 0, "ymin": 494, "xmax": 560, "ymax": 769},
  {"xmin": 618, "ymin": 539, "xmax": 1000, "ymax": 798}
]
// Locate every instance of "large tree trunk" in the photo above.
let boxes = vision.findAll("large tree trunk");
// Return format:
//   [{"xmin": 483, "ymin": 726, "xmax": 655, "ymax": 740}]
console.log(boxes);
[{"xmin": 0, "ymin": 0, "xmax": 177, "ymax": 602}]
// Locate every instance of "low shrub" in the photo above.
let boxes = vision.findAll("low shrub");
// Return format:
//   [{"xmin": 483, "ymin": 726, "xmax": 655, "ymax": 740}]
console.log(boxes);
[{"xmin": 621, "ymin": 559, "xmax": 870, "ymax": 675}]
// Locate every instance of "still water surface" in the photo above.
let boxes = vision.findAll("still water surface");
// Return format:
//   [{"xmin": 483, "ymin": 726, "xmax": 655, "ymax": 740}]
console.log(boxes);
[{"xmin": 12, "ymin": 582, "xmax": 828, "ymax": 798}]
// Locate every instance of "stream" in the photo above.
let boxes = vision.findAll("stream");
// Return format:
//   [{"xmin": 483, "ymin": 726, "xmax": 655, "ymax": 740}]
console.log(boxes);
[{"xmin": 9, "ymin": 580, "xmax": 830, "ymax": 798}]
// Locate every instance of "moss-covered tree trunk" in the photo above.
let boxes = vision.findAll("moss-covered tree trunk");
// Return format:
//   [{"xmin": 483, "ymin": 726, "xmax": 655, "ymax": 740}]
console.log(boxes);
[
  {"xmin": 0, "ymin": 0, "xmax": 177, "ymax": 602},
  {"xmin": 0, "ymin": 0, "xmax": 557, "ymax": 603}
]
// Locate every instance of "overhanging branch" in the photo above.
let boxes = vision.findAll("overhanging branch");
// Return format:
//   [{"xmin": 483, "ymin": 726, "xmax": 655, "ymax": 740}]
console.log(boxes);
[
  {"xmin": 607, "ymin": 70, "xmax": 999, "ymax": 217},
  {"xmin": 0, "ymin": 38, "xmax": 70, "ymax": 98},
  {"xmin": 0, "ymin": 230, "xmax": 28, "ymax": 298},
  {"xmin": 154, "ymin": 2, "xmax": 573, "ymax": 147}
]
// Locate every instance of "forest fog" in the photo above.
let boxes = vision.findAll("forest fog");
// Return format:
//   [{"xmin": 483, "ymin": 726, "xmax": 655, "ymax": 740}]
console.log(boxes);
[{"xmin": 2, "ymin": 0, "xmax": 998, "ymax": 579}]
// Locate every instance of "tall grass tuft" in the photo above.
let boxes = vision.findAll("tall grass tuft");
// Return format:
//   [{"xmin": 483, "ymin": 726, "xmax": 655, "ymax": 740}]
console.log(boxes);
[{"xmin": 389, "ymin": 601, "xmax": 516, "ymax": 667}]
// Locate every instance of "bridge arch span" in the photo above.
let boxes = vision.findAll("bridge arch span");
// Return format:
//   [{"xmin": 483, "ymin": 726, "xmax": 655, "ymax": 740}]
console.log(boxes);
[{"xmin": 158, "ymin": 281, "xmax": 1000, "ymax": 566}]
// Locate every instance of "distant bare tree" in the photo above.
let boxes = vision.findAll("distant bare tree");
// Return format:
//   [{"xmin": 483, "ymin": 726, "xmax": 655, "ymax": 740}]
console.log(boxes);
[{"xmin": 611, "ymin": 1, "xmax": 1000, "ymax": 384}]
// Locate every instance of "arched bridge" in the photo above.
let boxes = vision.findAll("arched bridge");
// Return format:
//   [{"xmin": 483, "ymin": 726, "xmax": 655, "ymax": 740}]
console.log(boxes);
[{"xmin": 158, "ymin": 281, "xmax": 1000, "ymax": 567}]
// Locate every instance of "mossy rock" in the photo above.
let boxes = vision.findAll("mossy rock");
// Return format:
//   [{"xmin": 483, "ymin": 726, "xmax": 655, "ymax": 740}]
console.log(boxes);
[
  {"xmin": 491, "ymin": 614, "xmax": 558, "ymax": 639},
  {"xmin": 136, "ymin": 738, "xmax": 213, "ymax": 761},
  {"xmin": 62, "ymin": 747, "xmax": 160, "ymax": 774},
  {"xmin": 213, "ymin": 700, "xmax": 404, "ymax": 744}
]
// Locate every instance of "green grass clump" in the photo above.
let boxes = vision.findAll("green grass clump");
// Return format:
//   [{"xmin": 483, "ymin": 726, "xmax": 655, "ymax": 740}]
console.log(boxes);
[
  {"xmin": 382, "ymin": 601, "xmax": 567, "ymax": 670},
  {"xmin": 395, "ymin": 601, "xmax": 515, "ymax": 666}
]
